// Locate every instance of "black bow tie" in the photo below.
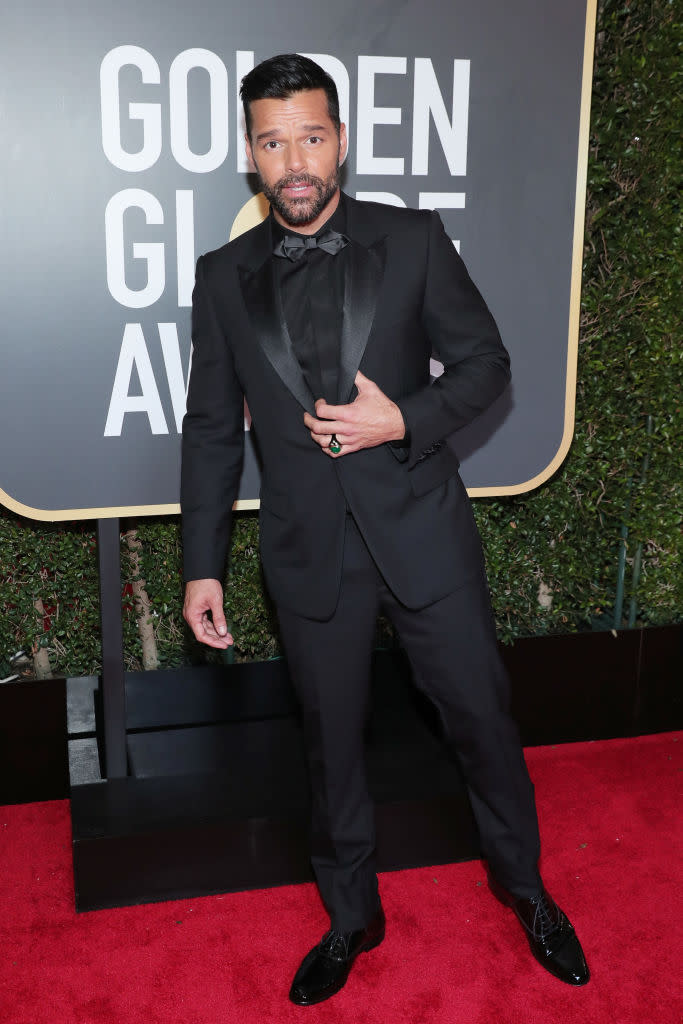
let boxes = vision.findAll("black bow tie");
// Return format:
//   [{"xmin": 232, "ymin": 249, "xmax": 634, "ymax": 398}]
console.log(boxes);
[{"xmin": 273, "ymin": 228, "xmax": 348, "ymax": 262}]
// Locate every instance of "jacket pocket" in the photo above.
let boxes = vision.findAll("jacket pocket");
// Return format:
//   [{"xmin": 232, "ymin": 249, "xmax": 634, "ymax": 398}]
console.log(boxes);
[{"xmin": 258, "ymin": 487, "xmax": 290, "ymax": 520}]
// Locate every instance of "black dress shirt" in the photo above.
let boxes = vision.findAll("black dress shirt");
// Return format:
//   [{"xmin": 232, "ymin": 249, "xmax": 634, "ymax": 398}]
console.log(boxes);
[{"xmin": 271, "ymin": 197, "xmax": 348, "ymax": 403}]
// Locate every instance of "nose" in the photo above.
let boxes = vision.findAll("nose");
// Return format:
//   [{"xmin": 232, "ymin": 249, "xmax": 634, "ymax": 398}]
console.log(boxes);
[{"xmin": 286, "ymin": 144, "xmax": 306, "ymax": 175}]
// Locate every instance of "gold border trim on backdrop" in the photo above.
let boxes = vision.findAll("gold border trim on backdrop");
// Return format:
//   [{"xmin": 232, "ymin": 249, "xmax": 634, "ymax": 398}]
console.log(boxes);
[
  {"xmin": 1, "ymin": 0, "xmax": 597, "ymax": 521},
  {"xmin": 0, "ymin": 487, "xmax": 260, "ymax": 522}
]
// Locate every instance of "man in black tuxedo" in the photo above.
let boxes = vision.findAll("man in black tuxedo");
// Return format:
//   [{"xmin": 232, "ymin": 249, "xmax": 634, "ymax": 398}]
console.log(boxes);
[{"xmin": 181, "ymin": 54, "xmax": 589, "ymax": 1004}]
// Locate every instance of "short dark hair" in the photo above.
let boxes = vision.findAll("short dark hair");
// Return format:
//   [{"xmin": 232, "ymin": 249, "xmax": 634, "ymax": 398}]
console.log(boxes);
[{"xmin": 240, "ymin": 54, "xmax": 340, "ymax": 139}]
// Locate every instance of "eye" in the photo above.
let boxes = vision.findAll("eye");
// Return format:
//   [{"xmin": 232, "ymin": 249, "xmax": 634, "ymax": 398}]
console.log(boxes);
[
  {"xmin": 264, "ymin": 140, "xmax": 280, "ymax": 150},
  {"xmin": 307, "ymin": 135, "xmax": 322, "ymax": 144}
]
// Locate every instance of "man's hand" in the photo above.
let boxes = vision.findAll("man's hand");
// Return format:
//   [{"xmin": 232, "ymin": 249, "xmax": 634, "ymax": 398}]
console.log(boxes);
[
  {"xmin": 303, "ymin": 371, "xmax": 405, "ymax": 458},
  {"xmin": 183, "ymin": 578, "xmax": 233, "ymax": 649}
]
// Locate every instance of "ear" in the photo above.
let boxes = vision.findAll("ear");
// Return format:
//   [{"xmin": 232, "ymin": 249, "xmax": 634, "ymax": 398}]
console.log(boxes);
[
  {"xmin": 244, "ymin": 134, "xmax": 256, "ymax": 172},
  {"xmin": 338, "ymin": 123, "xmax": 348, "ymax": 167}
]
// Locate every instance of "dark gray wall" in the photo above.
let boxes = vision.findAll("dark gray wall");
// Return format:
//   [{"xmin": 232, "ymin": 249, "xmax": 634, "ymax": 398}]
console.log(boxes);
[{"xmin": 0, "ymin": 0, "xmax": 592, "ymax": 517}]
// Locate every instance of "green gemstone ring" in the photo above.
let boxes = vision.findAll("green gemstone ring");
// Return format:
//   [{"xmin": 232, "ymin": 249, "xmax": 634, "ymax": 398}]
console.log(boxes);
[{"xmin": 329, "ymin": 435, "xmax": 342, "ymax": 454}]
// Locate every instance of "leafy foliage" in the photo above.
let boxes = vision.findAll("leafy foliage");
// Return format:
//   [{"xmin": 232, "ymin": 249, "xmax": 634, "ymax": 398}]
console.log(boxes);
[
  {"xmin": 0, "ymin": 513, "xmax": 101, "ymax": 677},
  {"xmin": 476, "ymin": 0, "xmax": 682, "ymax": 640},
  {"xmin": 0, "ymin": 0, "xmax": 680, "ymax": 674}
]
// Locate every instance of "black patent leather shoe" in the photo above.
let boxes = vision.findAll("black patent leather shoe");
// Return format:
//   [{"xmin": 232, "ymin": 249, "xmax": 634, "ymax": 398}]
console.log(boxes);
[
  {"xmin": 289, "ymin": 906, "xmax": 386, "ymax": 1006},
  {"xmin": 489, "ymin": 878, "xmax": 590, "ymax": 986}
]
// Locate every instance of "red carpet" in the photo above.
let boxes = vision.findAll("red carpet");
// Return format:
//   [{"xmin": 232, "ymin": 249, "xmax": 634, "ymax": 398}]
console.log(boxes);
[{"xmin": 2, "ymin": 732, "xmax": 681, "ymax": 1023}]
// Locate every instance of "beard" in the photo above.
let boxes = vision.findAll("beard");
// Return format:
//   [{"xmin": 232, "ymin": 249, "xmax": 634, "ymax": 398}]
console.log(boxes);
[{"xmin": 258, "ymin": 165, "xmax": 341, "ymax": 228}]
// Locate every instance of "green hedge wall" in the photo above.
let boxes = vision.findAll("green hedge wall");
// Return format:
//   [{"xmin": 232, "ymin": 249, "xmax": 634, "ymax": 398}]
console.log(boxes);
[{"xmin": 1, "ymin": 0, "xmax": 680, "ymax": 677}]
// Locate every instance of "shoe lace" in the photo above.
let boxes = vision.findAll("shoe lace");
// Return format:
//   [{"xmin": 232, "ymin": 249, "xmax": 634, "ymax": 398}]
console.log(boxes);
[
  {"xmin": 529, "ymin": 892, "xmax": 562, "ymax": 941},
  {"xmin": 320, "ymin": 930, "xmax": 352, "ymax": 959}
]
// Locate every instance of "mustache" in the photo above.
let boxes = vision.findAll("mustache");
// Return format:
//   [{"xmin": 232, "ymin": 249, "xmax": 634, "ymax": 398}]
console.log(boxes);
[{"xmin": 275, "ymin": 174, "xmax": 324, "ymax": 191}]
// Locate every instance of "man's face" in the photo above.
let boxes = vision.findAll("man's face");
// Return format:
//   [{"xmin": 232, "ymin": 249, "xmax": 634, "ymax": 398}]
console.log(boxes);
[{"xmin": 245, "ymin": 89, "xmax": 347, "ymax": 234}]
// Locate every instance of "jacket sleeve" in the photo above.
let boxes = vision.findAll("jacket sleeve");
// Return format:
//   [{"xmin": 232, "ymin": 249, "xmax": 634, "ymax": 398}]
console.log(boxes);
[
  {"xmin": 180, "ymin": 255, "xmax": 245, "ymax": 583},
  {"xmin": 396, "ymin": 211, "xmax": 511, "ymax": 468}
]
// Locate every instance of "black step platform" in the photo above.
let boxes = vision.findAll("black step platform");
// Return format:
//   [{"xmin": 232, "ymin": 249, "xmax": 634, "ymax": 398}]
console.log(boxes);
[
  {"xmin": 69, "ymin": 626, "xmax": 683, "ymax": 911},
  {"xmin": 70, "ymin": 652, "xmax": 480, "ymax": 911}
]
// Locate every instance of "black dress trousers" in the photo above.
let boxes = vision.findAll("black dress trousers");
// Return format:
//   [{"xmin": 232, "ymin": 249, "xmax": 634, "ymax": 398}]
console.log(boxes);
[{"xmin": 277, "ymin": 514, "xmax": 542, "ymax": 933}]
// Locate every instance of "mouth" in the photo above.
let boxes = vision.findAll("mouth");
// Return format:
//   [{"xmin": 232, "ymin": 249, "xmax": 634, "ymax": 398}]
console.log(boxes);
[{"xmin": 279, "ymin": 179, "xmax": 318, "ymax": 199}]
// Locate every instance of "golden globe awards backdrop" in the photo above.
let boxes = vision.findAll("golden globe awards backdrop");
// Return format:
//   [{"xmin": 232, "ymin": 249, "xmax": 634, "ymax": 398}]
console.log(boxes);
[{"xmin": 0, "ymin": 0, "xmax": 596, "ymax": 520}]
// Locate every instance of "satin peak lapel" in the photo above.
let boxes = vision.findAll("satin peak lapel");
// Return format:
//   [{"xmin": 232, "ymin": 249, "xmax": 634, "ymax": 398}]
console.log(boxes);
[
  {"xmin": 238, "ymin": 258, "xmax": 316, "ymax": 415},
  {"xmin": 337, "ymin": 237, "xmax": 387, "ymax": 403}
]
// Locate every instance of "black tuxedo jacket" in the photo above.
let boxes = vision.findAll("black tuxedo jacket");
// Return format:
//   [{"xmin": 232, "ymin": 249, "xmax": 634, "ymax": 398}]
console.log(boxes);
[{"xmin": 181, "ymin": 194, "xmax": 510, "ymax": 619}]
